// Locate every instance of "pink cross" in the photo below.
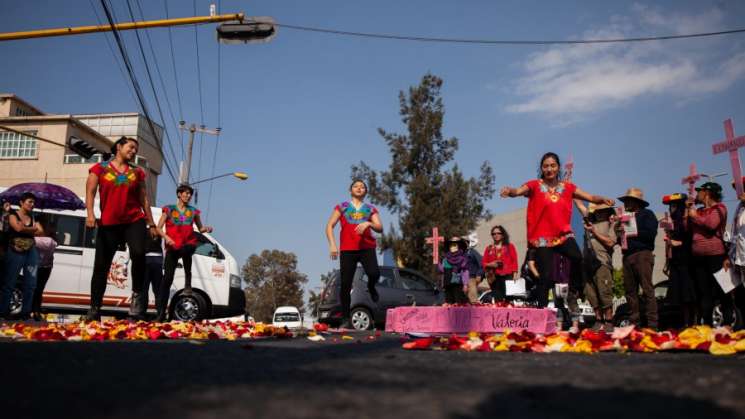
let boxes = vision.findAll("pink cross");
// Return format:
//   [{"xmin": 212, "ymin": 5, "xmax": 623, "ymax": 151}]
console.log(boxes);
[
  {"xmin": 425, "ymin": 226, "xmax": 444, "ymax": 265},
  {"xmin": 712, "ymin": 118, "xmax": 745, "ymax": 198},
  {"xmin": 564, "ymin": 155, "xmax": 574, "ymax": 181},
  {"xmin": 681, "ymin": 163, "xmax": 701, "ymax": 200},
  {"xmin": 615, "ymin": 206, "xmax": 633, "ymax": 250},
  {"xmin": 659, "ymin": 211, "xmax": 674, "ymax": 259}
]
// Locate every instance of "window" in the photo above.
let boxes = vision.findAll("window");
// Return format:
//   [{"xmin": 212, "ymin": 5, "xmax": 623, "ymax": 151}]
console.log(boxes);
[
  {"xmin": 399, "ymin": 270, "xmax": 434, "ymax": 291},
  {"xmin": 0, "ymin": 130, "xmax": 38, "ymax": 159},
  {"xmin": 34, "ymin": 213, "xmax": 89, "ymax": 248},
  {"xmin": 134, "ymin": 155, "xmax": 148, "ymax": 168},
  {"xmin": 64, "ymin": 153, "xmax": 103, "ymax": 164},
  {"xmin": 360, "ymin": 268, "xmax": 396, "ymax": 288},
  {"xmin": 194, "ymin": 232, "xmax": 223, "ymax": 259},
  {"xmin": 14, "ymin": 107, "xmax": 33, "ymax": 117},
  {"xmin": 274, "ymin": 313, "xmax": 300, "ymax": 322}
]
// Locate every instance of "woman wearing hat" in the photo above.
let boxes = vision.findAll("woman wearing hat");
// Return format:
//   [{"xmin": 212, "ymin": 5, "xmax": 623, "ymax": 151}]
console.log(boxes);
[
  {"xmin": 688, "ymin": 182, "xmax": 734, "ymax": 326},
  {"xmin": 500, "ymin": 152, "xmax": 614, "ymax": 308},
  {"xmin": 662, "ymin": 193, "xmax": 696, "ymax": 327},
  {"xmin": 439, "ymin": 236, "xmax": 470, "ymax": 304},
  {"xmin": 617, "ymin": 187, "xmax": 659, "ymax": 329},
  {"xmin": 155, "ymin": 183, "xmax": 213, "ymax": 322},
  {"xmin": 84, "ymin": 136, "xmax": 159, "ymax": 322}
]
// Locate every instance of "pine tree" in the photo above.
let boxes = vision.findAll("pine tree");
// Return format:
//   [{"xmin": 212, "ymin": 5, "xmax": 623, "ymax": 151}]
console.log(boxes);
[{"xmin": 352, "ymin": 74, "xmax": 495, "ymax": 274}]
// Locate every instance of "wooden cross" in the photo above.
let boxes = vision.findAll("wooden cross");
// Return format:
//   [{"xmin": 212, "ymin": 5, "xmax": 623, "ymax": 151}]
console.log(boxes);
[
  {"xmin": 615, "ymin": 206, "xmax": 633, "ymax": 250},
  {"xmin": 681, "ymin": 163, "xmax": 701, "ymax": 200},
  {"xmin": 712, "ymin": 118, "xmax": 745, "ymax": 198},
  {"xmin": 564, "ymin": 154, "xmax": 574, "ymax": 181},
  {"xmin": 425, "ymin": 226, "xmax": 444, "ymax": 265}
]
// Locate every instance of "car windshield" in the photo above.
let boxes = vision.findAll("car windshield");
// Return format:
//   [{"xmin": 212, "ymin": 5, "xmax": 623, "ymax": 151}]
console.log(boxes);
[{"xmin": 275, "ymin": 313, "xmax": 300, "ymax": 322}]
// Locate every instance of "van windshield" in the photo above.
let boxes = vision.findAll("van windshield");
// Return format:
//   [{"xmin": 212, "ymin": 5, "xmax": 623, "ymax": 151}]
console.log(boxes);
[{"xmin": 274, "ymin": 313, "xmax": 300, "ymax": 322}]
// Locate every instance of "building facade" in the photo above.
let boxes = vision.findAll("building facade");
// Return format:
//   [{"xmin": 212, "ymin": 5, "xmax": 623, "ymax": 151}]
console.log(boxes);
[{"xmin": 0, "ymin": 94, "xmax": 163, "ymax": 202}]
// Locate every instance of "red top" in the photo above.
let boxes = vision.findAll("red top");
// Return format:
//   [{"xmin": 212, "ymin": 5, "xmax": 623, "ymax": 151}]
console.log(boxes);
[
  {"xmin": 90, "ymin": 161, "xmax": 146, "ymax": 226},
  {"xmin": 163, "ymin": 204, "xmax": 200, "ymax": 250},
  {"xmin": 482, "ymin": 242, "xmax": 518, "ymax": 276},
  {"xmin": 690, "ymin": 202, "xmax": 727, "ymax": 256},
  {"xmin": 335, "ymin": 201, "xmax": 378, "ymax": 251},
  {"xmin": 524, "ymin": 179, "xmax": 577, "ymax": 247}
]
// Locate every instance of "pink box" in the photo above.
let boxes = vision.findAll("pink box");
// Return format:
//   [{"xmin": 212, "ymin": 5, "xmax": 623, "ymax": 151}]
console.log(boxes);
[{"xmin": 385, "ymin": 306, "xmax": 557, "ymax": 335}]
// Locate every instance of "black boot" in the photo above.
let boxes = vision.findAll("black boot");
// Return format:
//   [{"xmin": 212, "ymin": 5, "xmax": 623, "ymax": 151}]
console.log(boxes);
[
  {"xmin": 127, "ymin": 292, "xmax": 146, "ymax": 322},
  {"xmin": 338, "ymin": 317, "xmax": 353, "ymax": 330},
  {"xmin": 83, "ymin": 306, "xmax": 101, "ymax": 322}
]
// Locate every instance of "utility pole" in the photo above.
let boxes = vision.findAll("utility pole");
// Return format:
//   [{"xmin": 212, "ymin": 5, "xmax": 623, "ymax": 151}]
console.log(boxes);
[{"xmin": 178, "ymin": 121, "xmax": 221, "ymax": 184}]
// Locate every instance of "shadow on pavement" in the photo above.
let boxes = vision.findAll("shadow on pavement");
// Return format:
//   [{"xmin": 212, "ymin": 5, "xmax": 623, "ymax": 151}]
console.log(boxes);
[{"xmin": 453, "ymin": 385, "xmax": 743, "ymax": 419}]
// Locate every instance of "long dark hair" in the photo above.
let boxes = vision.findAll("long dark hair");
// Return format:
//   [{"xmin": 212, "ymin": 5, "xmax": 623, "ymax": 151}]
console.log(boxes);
[
  {"xmin": 102, "ymin": 136, "xmax": 138, "ymax": 161},
  {"xmin": 538, "ymin": 152, "xmax": 562, "ymax": 180},
  {"xmin": 490, "ymin": 225, "xmax": 510, "ymax": 245}
]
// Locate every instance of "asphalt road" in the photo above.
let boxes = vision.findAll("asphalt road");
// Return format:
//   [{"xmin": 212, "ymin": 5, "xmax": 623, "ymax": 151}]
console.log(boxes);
[{"xmin": 2, "ymin": 332, "xmax": 744, "ymax": 419}]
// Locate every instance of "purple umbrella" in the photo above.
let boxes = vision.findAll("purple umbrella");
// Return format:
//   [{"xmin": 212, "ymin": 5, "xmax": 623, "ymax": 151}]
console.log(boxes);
[{"xmin": 0, "ymin": 182, "xmax": 85, "ymax": 211}]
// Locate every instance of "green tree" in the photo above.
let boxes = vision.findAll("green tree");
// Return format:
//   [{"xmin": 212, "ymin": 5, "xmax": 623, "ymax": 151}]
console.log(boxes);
[
  {"xmin": 242, "ymin": 250, "xmax": 308, "ymax": 323},
  {"xmin": 352, "ymin": 73, "xmax": 495, "ymax": 273}
]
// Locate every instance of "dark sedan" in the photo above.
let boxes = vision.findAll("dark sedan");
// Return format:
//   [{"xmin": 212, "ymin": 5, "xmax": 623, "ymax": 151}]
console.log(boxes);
[{"xmin": 318, "ymin": 265, "xmax": 443, "ymax": 330}]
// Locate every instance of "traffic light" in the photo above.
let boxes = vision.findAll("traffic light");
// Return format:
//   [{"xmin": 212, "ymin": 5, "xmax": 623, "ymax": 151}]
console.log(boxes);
[
  {"xmin": 217, "ymin": 17, "xmax": 277, "ymax": 44},
  {"xmin": 68, "ymin": 136, "xmax": 98, "ymax": 159}
]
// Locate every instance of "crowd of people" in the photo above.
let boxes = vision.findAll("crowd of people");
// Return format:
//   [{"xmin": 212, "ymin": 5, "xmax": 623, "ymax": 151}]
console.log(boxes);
[
  {"xmin": 0, "ymin": 136, "xmax": 212, "ymax": 322},
  {"xmin": 326, "ymin": 152, "xmax": 745, "ymax": 333}
]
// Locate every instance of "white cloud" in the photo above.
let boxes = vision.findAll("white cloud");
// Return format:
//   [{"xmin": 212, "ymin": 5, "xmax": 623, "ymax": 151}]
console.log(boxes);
[{"xmin": 505, "ymin": 4, "xmax": 745, "ymax": 121}]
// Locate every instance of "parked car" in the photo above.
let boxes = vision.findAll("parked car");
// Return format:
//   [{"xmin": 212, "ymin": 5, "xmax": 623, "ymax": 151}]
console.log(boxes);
[
  {"xmin": 612, "ymin": 280, "xmax": 742, "ymax": 329},
  {"xmin": 318, "ymin": 266, "xmax": 443, "ymax": 330},
  {"xmin": 272, "ymin": 306, "xmax": 302, "ymax": 329},
  {"xmin": 5, "ymin": 205, "xmax": 245, "ymax": 321}
]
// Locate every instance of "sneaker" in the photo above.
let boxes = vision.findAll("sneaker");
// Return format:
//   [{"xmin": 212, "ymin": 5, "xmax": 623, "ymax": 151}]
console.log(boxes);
[
  {"xmin": 338, "ymin": 318, "xmax": 353, "ymax": 330},
  {"xmin": 590, "ymin": 322, "xmax": 604, "ymax": 332},
  {"xmin": 155, "ymin": 312, "xmax": 167, "ymax": 323},
  {"xmin": 83, "ymin": 307, "xmax": 101, "ymax": 322}
]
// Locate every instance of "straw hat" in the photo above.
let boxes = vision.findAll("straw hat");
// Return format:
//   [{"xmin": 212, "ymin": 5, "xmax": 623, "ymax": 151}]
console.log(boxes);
[
  {"xmin": 618, "ymin": 187, "xmax": 649, "ymax": 207},
  {"xmin": 588, "ymin": 203, "xmax": 614, "ymax": 214}
]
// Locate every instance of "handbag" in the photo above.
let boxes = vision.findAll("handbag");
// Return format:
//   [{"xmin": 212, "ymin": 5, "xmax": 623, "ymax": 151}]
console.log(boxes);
[{"xmin": 10, "ymin": 236, "xmax": 35, "ymax": 253}]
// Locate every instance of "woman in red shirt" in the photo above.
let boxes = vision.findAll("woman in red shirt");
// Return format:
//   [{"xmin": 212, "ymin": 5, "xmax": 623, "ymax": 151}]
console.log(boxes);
[
  {"xmin": 325, "ymin": 180, "xmax": 383, "ymax": 329},
  {"xmin": 155, "ymin": 184, "xmax": 213, "ymax": 322},
  {"xmin": 84, "ymin": 137, "xmax": 159, "ymax": 321},
  {"xmin": 482, "ymin": 225, "xmax": 518, "ymax": 302},
  {"xmin": 500, "ymin": 152, "xmax": 614, "ymax": 308}
]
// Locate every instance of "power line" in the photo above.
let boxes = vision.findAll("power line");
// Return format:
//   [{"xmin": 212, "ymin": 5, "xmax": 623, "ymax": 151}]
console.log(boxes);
[
  {"xmin": 164, "ymin": 0, "xmax": 185, "ymax": 161},
  {"xmin": 124, "ymin": 0, "xmax": 181, "ymax": 180},
  {"xmin": 205, "ymin": 0, "xmax": 222, "ymax": 221},
  {"xmin": 133, "ymin": 0, "xmax": 183, "ymax": 167},
  {"xmin": 193, "ymin": 0, "xmax": 205, "ymax": 124},
  {"xmin": 275, "ymin": 23, "xmax": 745, "ymax": 46},
  {"xmin": 99, "ymin": 0, "xmax": 178, "ymax": 185}
]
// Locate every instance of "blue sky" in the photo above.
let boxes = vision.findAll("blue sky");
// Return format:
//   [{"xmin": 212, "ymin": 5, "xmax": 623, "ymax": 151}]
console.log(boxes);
[{"xmin": 2, "ymin": 0, "xmax": 745, "ymax": 298}]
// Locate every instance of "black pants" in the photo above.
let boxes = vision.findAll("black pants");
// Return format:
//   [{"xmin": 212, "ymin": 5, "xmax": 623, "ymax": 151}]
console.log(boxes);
[
  {"xmin": 158, "ymin": 246, "xmax": 196, "ymax": 315},
  {"xmin": 90, "ymin": 219, "xmax": 146, "ymax": 309},
  {"xmin": 533, "ymin": 238, "xmax": 583, "ymax": 308},
  {"xmin": 445, "ymin": 283, "xmax": 468, "ymax": 304},
  {"xmin": 31, "ymin": 266, "xmax": 52, "ymax": 313},
  {"xmin": 339, "ymin": 248, "xmax": 379, "ymax": 318},
  {"xmin": 692, "ymin": 254, "xmax": 734, "ymax": 326},
  {"xmin": 490, "ymin": 274, "xmax": 510, "ymax": 302},
  {"xmin": 143, "ymin": 255, "xmax": 163, "ymax": 311}
]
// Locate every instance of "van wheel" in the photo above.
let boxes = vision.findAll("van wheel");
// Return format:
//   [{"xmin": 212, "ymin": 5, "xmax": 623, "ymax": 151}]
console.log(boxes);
[
  {"xmin": 351, "ymin": 307, "xmax": 373, "ymax": 330},
  {"xmin": 170, "ymin": 292, "xmax": 208, "ymax": 321}
]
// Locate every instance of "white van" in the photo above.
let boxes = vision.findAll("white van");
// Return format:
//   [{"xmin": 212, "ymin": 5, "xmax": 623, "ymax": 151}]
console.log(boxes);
[
  {"xmin": 272, "ymin": 306, "xmax": 302, "ymax": 329},
  {"xmin": 6, "ymin": 204, "xmax": 246, "ymax": 321}
]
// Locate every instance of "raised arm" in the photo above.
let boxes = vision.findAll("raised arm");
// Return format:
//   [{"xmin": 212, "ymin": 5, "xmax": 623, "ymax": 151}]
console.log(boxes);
[
  {"xmin": 500, "ymin": 184, "xmax": 530, "ymax": 198},
  {"xmin": 194, "ymin": 213, "xmax": 213, "ymax": 234},
  {"xmin": 325, "ymin": 209, "xmax": 342, "ymax": 260},
  {"xmin": 573, "ymin": 187, "xmax": 614, "ymax": 207}
]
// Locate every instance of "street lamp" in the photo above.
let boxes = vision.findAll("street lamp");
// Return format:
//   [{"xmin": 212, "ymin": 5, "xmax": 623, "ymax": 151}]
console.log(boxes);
[
  {"xmin": 189, "ymin": 172, "xmax": 248, "ymax": 186},
  {"xmin": 217, "ymin": 17, "xmax": 277, "ymax": 44}
]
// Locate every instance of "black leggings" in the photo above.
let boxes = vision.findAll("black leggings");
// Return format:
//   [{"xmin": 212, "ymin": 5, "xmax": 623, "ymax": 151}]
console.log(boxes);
[
  {"xmin": 490, "ymin": 274, "xmax": 511, "ymax": 302},
  {"xmin": 158, "ymin": 245, "xmax": 196, "ymax": 315},
  {"xmin": 90, "ymin": 219, "xmax": 146, "ymax": 308},
  {"xmin": 692, "ymin": 254, "xmax": 734, "ymax": 326},
  {"xmin": 339, "ymin": 248, "xmax": 379, "ymax": 318},
  {"xmin": 533, "ymin": 238, "xmax": 583, "ymax": 308},
  {"xmin": 31, "ymin": 266, "xmax": 52, "ymax": 313}
]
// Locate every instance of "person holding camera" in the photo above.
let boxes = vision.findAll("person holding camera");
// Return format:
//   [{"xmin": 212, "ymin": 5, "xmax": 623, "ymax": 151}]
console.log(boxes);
[{"xmin": 482, "ymin": 225, "xmax": 518, "ymax": 303}]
